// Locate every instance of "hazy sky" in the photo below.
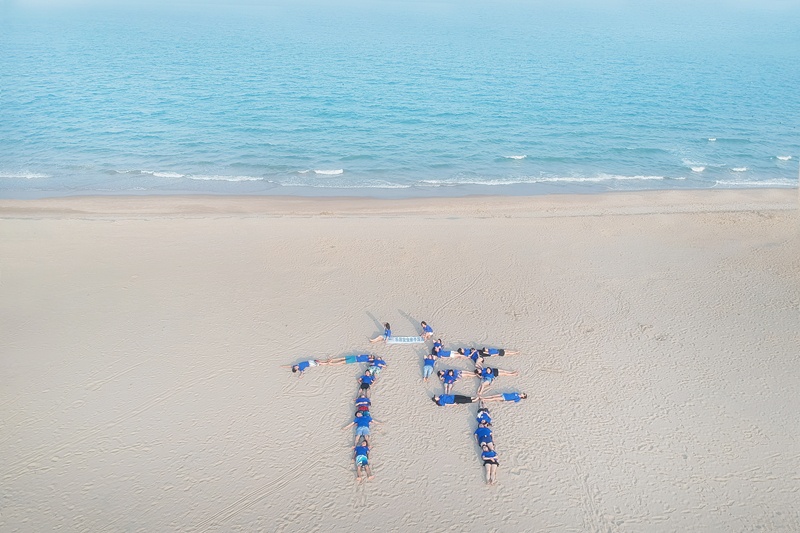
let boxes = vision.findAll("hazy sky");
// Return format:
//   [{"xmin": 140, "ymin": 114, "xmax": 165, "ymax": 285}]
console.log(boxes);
[{"xmin": 5, "ymin": 0, "xmax": 799, "ymax": 9}]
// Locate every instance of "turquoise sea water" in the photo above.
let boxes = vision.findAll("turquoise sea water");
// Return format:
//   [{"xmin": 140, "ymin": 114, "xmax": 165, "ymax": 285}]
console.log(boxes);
[{"xmin": 1, "ymin": 2, "xmax": 799, "ymax": 198}]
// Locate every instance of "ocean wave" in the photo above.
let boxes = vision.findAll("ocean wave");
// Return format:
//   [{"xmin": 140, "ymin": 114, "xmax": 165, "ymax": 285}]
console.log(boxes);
[
  {"xmin": 691, "ymin": 166, "xmax": 705, "ymax": 172},
  {"xmin": 777, "ymin": 156, "xmax": 792, "ymax": 161},
  {"xmin": 187, "ymin": 174, "xmax": 263, "ymax": 182},
  {"xmin": 715, "ymin": 179, "xmax": 797, "ymax": 188},
  {"xmin": 284, "ymin": 181, "xmax": 410, "ymax": 189},
  {"xmin": 418, "ymin": 174, "xmax": 675, "ymax": 187},
  {"xmin": 0, "ymin": 172, "xmax": 50, "ymax": 179},
  {"xmin": 142, "ymin": 170, "xmax": 185, "ymax": 178},
  {"xmin": 314, "ymin": 169, "xmax": 344, "ymax": 175},
  {"xmin": 503, "ymin": 155, "xmax": 527, "ymax": 160},
  {"xmin": 708, "ymin": 138, "xmax": 716, "ymax": 142},
  {"xmin": 731, "ymin": 167, "xmax": 748, "ymax": 172}
]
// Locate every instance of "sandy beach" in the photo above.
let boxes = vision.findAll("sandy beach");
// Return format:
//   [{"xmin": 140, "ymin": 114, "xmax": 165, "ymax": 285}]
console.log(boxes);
[{"xmin": 1, "ymin": 189, "xmax": 798, "ymax": 532}]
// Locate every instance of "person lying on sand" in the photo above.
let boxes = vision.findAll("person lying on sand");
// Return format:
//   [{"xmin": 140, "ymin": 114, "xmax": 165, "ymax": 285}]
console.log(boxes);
[
  {"xmin": 476, "ymin": 402, "xmax": 492, "ymax": 425},
  {"xmin": 283, "ymin": 359, "xmax": 331, "ymax": 377},
  {"xmin": 325, "ymin": 354, "xmax": 372, "ymax": 365},
  {"xmin": 353, "ymin": 436, "xmax": 374, "ymax": 482},
  {"xmin": 367, "ymin": 355, "xmax": 387, "ymax": 377},
  {"xmin": 369, "ymin": 323, "xmax": 391, "ymax": 343},
  {"xmin": 481, "ymin": 444, "xmax": 499, "ymax": 485},
  {"xmin": 480, "ymin": 392, "xmax": 528, "ymax": 403},
  {"xmin": 474, "ymin": 420, "xmax": 494, "ymax": 451},
  {"xmin": 437, "ymin": 369, "xmax": 463, "ymax": 394},
  {"xmin": 358, "ymin": 370, "xmax": 375, "ymax": 397},
  {"xmin": 342, "ymin": 410, "xmax": 382, "ymax": 446},
  {"xmin": 479, "ymin": 347, "xmax": 520, "ymax": 357},
  {"xmin": 355, "ymin": 392, "xmax": 371, "ymax": 412},
  {"xmin": 422, "ymin": 352, "xmax": 436, "ymax": 382},
  {"xmin": 473, "ymin": 367, "xmax": 519, "ymax": 395},
  {"xmin": 457, "ymin": 347, "xmax": 481, "ymax": 364},
  {"xmin": 436, "ymin": 349, "xmax": 469, "ymax": 359},
  {"xmin": 432, "ymin": 394, "xmax": 477, "ymax": 406}
]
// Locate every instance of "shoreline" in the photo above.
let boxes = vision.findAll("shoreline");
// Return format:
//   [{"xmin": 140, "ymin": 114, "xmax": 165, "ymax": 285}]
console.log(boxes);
[{"xmin": 0, "ymin": 188, "xmax": 797, "ymax": 218}]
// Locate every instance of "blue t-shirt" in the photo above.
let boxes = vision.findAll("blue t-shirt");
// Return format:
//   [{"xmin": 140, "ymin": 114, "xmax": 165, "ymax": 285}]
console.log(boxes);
[
  {"xmin": 502, "ymin": 392, "xmax": 521, "ymax": 402},
  {"xmin": 437, "ymin": 395, "xmax": 455, "ymax": 405},
  {"xmin": 355, "ymin": 445, "xmax": 369, "ymax": 457},
  {"xmin": 477, "ymin": 412, "xmax": 492, "ymax": 424},
  {"xmin": 439, "ymin": 350, "xmax": 453, "ymax": 358},
  {"xmin": 355, "ymin": 397, "xmax": 371, "ymax": 407},
  {"xmin": 443, "ymin": 370, "xmax": 460, "ymax": 384},
  {"xmin": 475, "ymin": 427, "xmax": 493, "ymax": 441},
  {"xmin": 371, "ymin": 358, "xmax": 386, "ymax": 367},
  {"xmin": 482, "ymin": 449, "xmax": 498, "ymax": 460},
  {"xmin": 481, "ymin": 368, "xmax": 495, "ymax": 380},
  {"xmin": 423, "ymin": 355, "xmax": 436, "ymax": 367},
  {"xmin": 485, "ymin": 348, "xmax": 500, "ymax": 355},
  {"xmin": 360, "ymin": 374, "xmax": 375, "ymax": 385},
  {"xmin": 423, "ymin": 324, "xmax": 433, "ymax": 333},
  {"xmin": 356, "ymin": 354, "xmax": 371, "ymax": 363},
  {"xmin": 384, "ymin": 327, "xmax": 391, "ymax": 337},
  {"xmin": 433, "ymin": 340, "xmax": 442, "ymax": 350},
  {"xmin": 355, "ymin": 414, "xmax": 372, "ymax": 427}
]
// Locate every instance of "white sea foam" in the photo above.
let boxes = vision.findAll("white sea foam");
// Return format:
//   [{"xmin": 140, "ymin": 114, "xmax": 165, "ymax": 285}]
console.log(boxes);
[
  {"xmin": 715, "ymin": 179, "xmax": 797, "ymax": 188},
  {"xmin": 314, "ymin": 169, "xmax": 344, "ymax": 175},
  {"xmin": 419, "ymin": 174, "xmax": 672, "ymax": 187},
  {"xmin": 708, "ymin": 138, "xmax": 717, "ymax": 142},
  {"xmin": 188, "ymin": 174, "xmax": 262, "ymax": 182},
  {"xmin": 691, "ymin": 166, "xmax": 705, "ymax": 172},
  {"xmin": 777, "ymin": 156, "xmax": 792, "ymax": 161},
  {"xmin": 0, "ymin": 172, "xmax": 50, "ymax": 179},
  {"xmin": 732, "ymin": 167, "xmax": 748, "ymax": 172},
  {"xmin": 503, "ymin": 155, "xmax": 527, "ymax": 160},
  {"xmin": 153, "ymin": 172, "xmax": 184, "ymax": 178},
  {"xmin": 286, "ymin": 181, "xmax": 410, "ymax": 189},
  {"xmin": 139, "ymin": 170, "xmax": 185, "ymax": 178}
]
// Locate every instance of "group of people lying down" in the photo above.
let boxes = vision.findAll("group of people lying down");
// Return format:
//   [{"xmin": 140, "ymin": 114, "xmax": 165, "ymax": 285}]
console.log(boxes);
[
  {"xmin": 425, "ymin": 333, "xmax": 526, "ymax": 485},
  {"xmin": 286, "ymin": 354, "xmax": 388, "ymax": 481},
  {"xmin": 286, "ymin": 320, "xmax": 527, "ymax": 484}
]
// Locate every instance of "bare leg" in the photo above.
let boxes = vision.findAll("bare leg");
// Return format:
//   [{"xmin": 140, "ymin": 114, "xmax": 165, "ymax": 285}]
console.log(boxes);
[
  {"xmin": 484, "ymin": 463, "xmax": 491, "ymax": 484},
  {"xmin": 369, "ymin": 335, "xmax": 385, "ymax": 343},
  {"xmin": 356, "ymin": 464, "xmax": 363, "ymax": 482},
  {"xmin": 366, "ymin": 465, "xmax": 374, "ymax": 480},
  {"xmin": 490, "ymin": 464, "xmax": 498, "ymax": 484},
  {"xmin": 479, "ymin": 395, "xmax": 503, "ymax": 403}
]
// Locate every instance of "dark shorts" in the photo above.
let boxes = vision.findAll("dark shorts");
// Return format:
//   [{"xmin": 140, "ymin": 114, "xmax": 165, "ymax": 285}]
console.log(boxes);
[
  {"xmin": 453, "ymin": 395, "xmax": 473, "ymax": 404},
  {"xmin": 360, "ymin": 383, "xmax": 370, "ymax": 390},
  {"xmin": 497, "ymin": 349, "xmax": 505, "ymax": 357},
  {"xmin": 483, "ymin": 459, "xmax": 499, "ymax": 466}
]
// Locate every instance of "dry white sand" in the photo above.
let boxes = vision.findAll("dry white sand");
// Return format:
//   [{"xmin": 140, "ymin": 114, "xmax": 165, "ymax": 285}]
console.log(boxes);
[{"xmin": 1, "ymin": 189, "xmax": 798, "ymax": 532}]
